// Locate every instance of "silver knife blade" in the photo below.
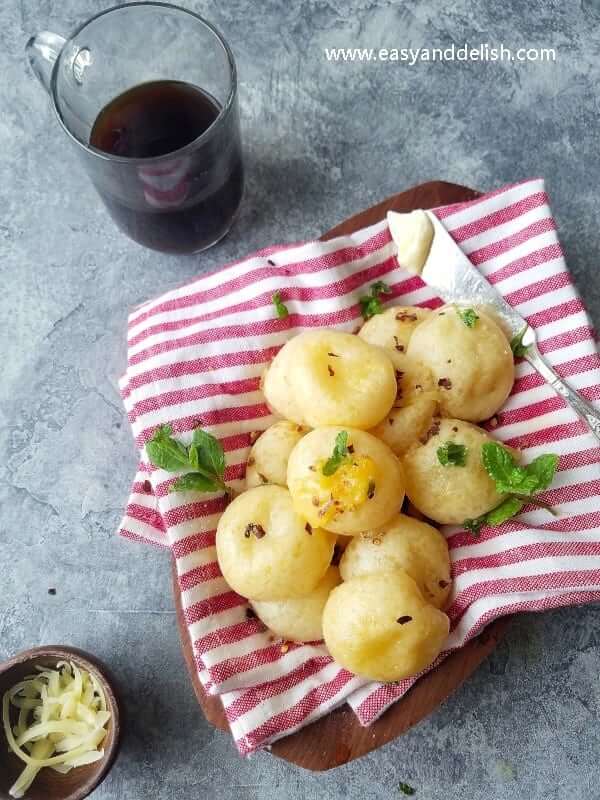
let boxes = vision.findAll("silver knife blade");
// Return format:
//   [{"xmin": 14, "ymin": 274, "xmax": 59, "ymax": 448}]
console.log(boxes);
[{"xmin": 421, "ymin": 210, "xmax": 534, "ymax": 347}]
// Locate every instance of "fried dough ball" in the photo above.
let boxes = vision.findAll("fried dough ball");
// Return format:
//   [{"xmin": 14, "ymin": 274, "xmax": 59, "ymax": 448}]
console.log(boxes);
[
  {"xmin": 251, "ymin": 566, "xmax": 341, "ymax": 642},
  {"xmin": 216, "ymin": 485, "xmax": 336, "ymax": 601},
  {"xmin": 358, "ymin": 306, "xmax": 432, "ymax": 369},
  {"xmin": 406, "ymin": 305, "xmax": 514, "ymax": 422},
  {"xmin": 246, "ymin": 421, "xmax": 308, "ymax": 489},
  {"xmin": 339, "ymin": 514, "xmax": 451, "ymax": 609},
  {"xmin": 287, "ymin": 427, "xmax": 405, "ymax": 534},
  {"xmin": 261, "ymin": 335, "xmax": 308, "ymax": 425},
  {"xmin": 370, "ymin": 357, "xmax": 439, "ymax": 456},
  {"xmin": 274, "ymin": 330, "xmax": 397, "ymax": 429},
  {"xmin": 322, "ymin": 571, "xmax": 450, "ymax": 681},
  {"xmin": 402, "ymin": 419, "xmax": 507, "ymax": 525}
]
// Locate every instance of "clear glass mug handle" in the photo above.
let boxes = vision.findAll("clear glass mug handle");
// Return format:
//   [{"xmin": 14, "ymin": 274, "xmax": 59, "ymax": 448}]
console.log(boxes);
[{"xmin": 26, "ymin": 31, "xmax": 66, "ymax": 93}]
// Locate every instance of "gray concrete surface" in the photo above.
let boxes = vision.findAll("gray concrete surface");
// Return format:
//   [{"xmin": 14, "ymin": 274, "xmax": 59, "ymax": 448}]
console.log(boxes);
[{"xmin": 1, "ymin": 1, "xmax": 599, "ymax": 798}]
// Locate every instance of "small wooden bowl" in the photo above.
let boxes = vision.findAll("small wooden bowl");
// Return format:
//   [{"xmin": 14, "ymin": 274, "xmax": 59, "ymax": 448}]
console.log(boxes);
[{"xmin": 0, "ymin": 646, "xmax": 120, "ymax": 800}]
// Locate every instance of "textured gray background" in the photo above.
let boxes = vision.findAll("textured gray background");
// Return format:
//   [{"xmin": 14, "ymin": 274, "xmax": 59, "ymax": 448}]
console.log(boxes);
[{"xmin": 1, "ymin": 1, "xmax": 599, "ymax": 798}]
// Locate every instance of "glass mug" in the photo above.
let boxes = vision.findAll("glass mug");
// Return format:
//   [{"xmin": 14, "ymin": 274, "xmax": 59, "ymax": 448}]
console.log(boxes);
[{"xmin": 26, "ymin": 2, "xmax": 244, "ymax": 254}]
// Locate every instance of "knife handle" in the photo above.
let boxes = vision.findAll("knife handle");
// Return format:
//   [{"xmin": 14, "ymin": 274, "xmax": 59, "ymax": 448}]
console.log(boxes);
[{"xmin": 526, "ymin": 344, "xmax": 600, "ymax": 441}]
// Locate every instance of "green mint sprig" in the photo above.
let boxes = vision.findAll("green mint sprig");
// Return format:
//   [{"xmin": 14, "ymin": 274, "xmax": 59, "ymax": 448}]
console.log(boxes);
[
  {"xmin": 437, "ymin": 441, "xmax": 467, "ymax": 467},
  {"xmin": 359, "ymin": 280, "xmax": 392, "ymax": 320},
  {"xmin": 457, "ymin": 307, "xmax": 479, "ymax": 328},
  {"xmin": 464, "ymin": 442, "xmax": 559, "ymax": 536},
  {"xmin": 322, "ymin": 431, "xmax": 350, "ymax": 476},
  {"xmin": 272, "ymin": 291, "xmax": 289, "ymax": 319},
  {"xmin": 510, "ymin": 326, "xmax": 530, "ymax": 358},
  {"xmin": 146, "ymin": 424, "xmax": 228, "ymax": 494}
]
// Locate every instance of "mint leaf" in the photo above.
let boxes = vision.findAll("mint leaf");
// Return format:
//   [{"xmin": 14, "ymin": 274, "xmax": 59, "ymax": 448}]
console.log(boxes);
[
  {"xmin": 146, "ymin": 426, "xmax": 191, "ymax": 471},
  {"xmin": 322, "ymin": 431, "xmax": 350, "ymax": 476},
  {"xmin": 457, "ymin": 307, "xmax": 479, "ymax": 328},
  {"xmin": 437, "ymin": 441, "xmax": 467, "ymax": 467},
  {"xmin": 510, "ymin": 326, "xmax": 530, "ymax": 358},
  {"xmin": 188, "ymin": 444, "xmax": 200, "ymax": 470},
  {"xmin": 272, "ymin": 291, "xmax": 289, "ymax": 319},
  {"xmin": 398, "ymin": 782, "xmax": 416, "ymax": 796},
  {"xmin": 463, "ymin": 516, "xmax": 486, "ymax": 537},
  {"xmin": 481, "ymin": 442, "xmax": 559, "ymax": 497},
  {"xmin": 192, "ymin": 428, "xmax": 226, "ymax": 479},
  {"xmin": 485, "ymin": 496, "xmax": 524, "ymax": 526},
  {"xmin": 359, "ymin": 281, "xmax": 392, "ymax": 320},
  {"xmin": 371, "ymin": 280, "xmax": 392, "ymax": 296},
  {"xmin": 481, "ymin": 442, "xmax": 523, "ymax": 494},
  {"xmin": 524, "ymin": 453, "xmax": 559, "ymax": 493},
  {"xmin": 169, "ymin": 473, "xmax": 220, "ymax": 493}
]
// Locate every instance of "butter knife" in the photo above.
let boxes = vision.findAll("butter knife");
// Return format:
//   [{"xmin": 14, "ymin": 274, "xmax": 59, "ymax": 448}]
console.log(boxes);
[{"xmin": 418, "ymin": 210, "xmax": 600, "ymax": 441}]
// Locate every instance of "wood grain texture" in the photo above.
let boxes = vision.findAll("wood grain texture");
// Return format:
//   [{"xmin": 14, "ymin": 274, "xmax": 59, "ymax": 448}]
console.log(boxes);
[
  {"xmin": 172, "ymin": 180, "xmax": 510, "ymax": 770},
  {"xmin": 0, "ymin": 646, "xmax": 120, "ymax": 800}
]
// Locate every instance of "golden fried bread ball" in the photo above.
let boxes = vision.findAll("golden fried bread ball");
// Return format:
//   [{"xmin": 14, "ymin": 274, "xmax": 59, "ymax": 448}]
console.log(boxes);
[
  {"xmin": 283, "ymin": 329, "xmax": 397, "ymax": 429},
  {"xmin": 406, "ymin": 305, "xmax": 514, "ymax": 422},
  {"xmin": 246, "ymin": 421, "xmax": 308, "ymax": 489},
  {"xmin": 322, "ymin": 571, "xmax": 449, "ymax": 681},
  {"xmin": 339, "ymin": 514, "xmax": 451, "ymax": 609},
  {"xmin": 287, "ymin": 427, "xmax": 405, "ymax": 534},
  {"xmin": 216, "ymin": 485, "xmax": 335, "ymax": 601},
  {"xmin": 251, "ymin": 566, "xmax": 341, "ymax": 642},
  {"xmin": 402, "ymin": 418, "xmax": 507, "ymax": 525}
]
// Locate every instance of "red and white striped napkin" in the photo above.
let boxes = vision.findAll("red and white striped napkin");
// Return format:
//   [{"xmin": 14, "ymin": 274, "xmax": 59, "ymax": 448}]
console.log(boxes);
[{"xmin": 117, "ymin": 178, "xmax": 600, "ymax": 754}]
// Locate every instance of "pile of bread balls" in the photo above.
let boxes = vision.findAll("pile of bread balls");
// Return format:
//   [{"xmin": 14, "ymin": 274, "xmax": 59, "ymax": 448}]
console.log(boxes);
[{"xmin": 216, "ymin": 304, "xmax": 516, "ymax": 682}]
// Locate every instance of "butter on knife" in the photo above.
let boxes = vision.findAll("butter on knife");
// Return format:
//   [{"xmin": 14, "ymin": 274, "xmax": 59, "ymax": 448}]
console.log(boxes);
[{"xmin": 387, "ymin": 209, "xmax": 434, "ymax": 274}]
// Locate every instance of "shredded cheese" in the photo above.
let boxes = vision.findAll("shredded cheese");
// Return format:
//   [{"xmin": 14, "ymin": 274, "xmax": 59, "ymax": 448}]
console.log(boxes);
[{"xmin": 2, "ymin": 661, "xmax": 111, "ymax": 798}]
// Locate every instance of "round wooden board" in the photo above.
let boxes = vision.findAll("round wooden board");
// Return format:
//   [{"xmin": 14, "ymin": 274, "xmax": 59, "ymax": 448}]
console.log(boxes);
[{"xmin": 172, "ymin": 180, "xmax": 511, "ymax": 770}]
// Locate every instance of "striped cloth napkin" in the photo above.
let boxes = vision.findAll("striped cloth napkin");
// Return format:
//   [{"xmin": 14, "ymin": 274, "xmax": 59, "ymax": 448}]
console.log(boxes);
[{"xmin": 117, "ymin": 178, "xmax": 600, "ymax": 754}]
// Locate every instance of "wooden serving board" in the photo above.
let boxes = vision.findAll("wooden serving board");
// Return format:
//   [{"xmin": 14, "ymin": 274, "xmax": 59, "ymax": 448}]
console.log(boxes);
[{"xmin": 172, "ymin": 180, "xmax": 511, "ymax": 770}]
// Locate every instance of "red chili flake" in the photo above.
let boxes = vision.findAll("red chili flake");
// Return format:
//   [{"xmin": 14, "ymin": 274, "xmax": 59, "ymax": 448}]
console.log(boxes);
[
  {"xmin": 396, "ymin": 311, "xmax": 418, "ymax": 322},
  {"xmin": 420, "ymin": 417, "xmax": 441, "ymax": 444},
  {"xmin": 415, "ymin": 383, "xmax": 423, "ymax": 390},
  {"xmin": 305, "ymin": 523, "xmax": 313, "ymax": 535},
  {"xmin": 296, "ymin": 425, "xmax": 304, "ymax": 432},
  {"xmin": 142, "ymin": 480, "xmax": 152, "ymax": 494},
  {"xmin": 245, "ymin": 607, "xmax": 257, "ymax": 619},
  {"xmin": 395, "ymin": 370, "xmax": 404, "ymax": 380},
  {"xmin": 397, "ymin": 615, "xmax": 413, "ymax": 625},
  {"xmin": 438, "ymin": 580, "xmax": 450, "ymax": 589},
  {"xmin": 327, "ymin": 365, "xmax": 335, "ymax": 377},
  {"xmin": 347, "ymin": 444, "xmax": 355, "ymax": 454},
  {"xmin": 393, "ymin": 336, "xmax": 405, "ymax": 352},
  {"xmin": 247, "ymin": 456, "xmax": 256, "ymax": 466},
  {"xmin": 331, "ymin": 544, "xmax": 343, "ymax": 566},
  {"xmin": 267, "ymin": 258, "xmax": 276, "ymax": 266},
  {"xmin": 249, "ymin": 430, "xmax": 261, "ymax": 444},
  {"xmin": 244, "ymin": 523, "xmax": 266, "ymax": 539},
  {"xmin": 438, "ymin": 377, "xmax": 452, "ymax": 389}
]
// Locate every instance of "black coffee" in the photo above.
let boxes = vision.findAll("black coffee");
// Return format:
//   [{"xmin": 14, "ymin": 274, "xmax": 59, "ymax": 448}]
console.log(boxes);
[{"xmin": 89, "ymin": 80, "xmax": 243, "ymax": 253}]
